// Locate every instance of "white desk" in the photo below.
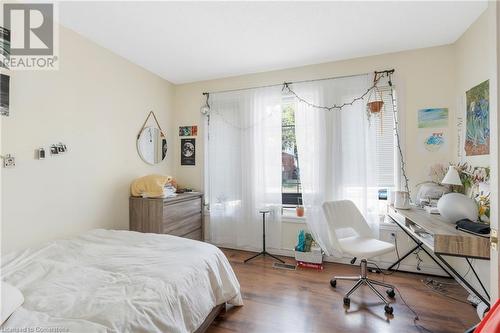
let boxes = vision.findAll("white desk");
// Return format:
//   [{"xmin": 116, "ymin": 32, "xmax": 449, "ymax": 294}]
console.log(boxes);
[{"xmin": 387, "ymin": 205, "xmax": 490, "ymax": 307}]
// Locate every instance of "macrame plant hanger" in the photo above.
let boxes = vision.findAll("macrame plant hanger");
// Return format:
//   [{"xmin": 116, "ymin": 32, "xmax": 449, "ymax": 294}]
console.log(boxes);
[{"xmin": 138, "ymin": 111, "xmax": 166, "ymax": 139}]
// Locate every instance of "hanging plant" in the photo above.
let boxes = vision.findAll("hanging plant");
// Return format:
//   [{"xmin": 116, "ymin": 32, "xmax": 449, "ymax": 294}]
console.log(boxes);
[
  {"xmin": 366, "ymin": 71, "xmax": 385, "ymax": 127},
  {"xmin": 366, "ymin": 86, "xmax": 385, "ymax": 133}
]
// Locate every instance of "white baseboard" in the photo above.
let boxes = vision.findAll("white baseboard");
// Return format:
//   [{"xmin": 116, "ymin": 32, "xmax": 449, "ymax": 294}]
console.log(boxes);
[{"xmin": 209, "ymin": 242, "xmax": 448, "ymax": 277}]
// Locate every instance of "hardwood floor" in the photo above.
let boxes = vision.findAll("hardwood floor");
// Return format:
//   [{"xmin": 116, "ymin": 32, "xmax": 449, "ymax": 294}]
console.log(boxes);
[{"xmin": 208, "ymin": 249, "xmax": 479, "ymax": 333}]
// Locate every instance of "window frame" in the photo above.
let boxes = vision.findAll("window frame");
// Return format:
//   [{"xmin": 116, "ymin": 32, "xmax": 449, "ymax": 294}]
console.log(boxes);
[{"xmin": 281, "ymin": 96, "xmax": 303, "ymax": 207}]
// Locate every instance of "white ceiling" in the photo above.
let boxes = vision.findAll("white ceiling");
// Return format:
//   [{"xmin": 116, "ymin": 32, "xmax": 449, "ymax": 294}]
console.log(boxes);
[{"xmin": 59, "ymin": 1, "xmax": 488, "ymax": 84}]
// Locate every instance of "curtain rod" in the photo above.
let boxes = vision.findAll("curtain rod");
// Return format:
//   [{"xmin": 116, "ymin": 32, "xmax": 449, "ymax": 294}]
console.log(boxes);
[{"xmin": 202, "ymin": 69, "xmax": 394, "ymax": 96}]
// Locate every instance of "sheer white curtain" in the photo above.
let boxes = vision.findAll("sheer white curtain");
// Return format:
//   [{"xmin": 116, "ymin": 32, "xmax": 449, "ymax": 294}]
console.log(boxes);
[
  {"xmin": 207, "ymin": 86, "xmax": 282, "ymax": 250},
  {"xmin": 294, "ymin": 75, "xmax": 379, "ymax": 256}
]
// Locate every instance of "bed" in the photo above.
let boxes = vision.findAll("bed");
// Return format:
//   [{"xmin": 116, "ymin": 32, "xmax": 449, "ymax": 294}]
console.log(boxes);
[{"xmin": 0, "ymin": 229, "xmax": 243, "ymax": 333}]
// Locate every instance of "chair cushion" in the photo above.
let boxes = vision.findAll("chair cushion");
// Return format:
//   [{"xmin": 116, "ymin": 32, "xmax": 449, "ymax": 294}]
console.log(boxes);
[{"xmin": 338, "ymin": 236, "xmax": 395, "ymax": 259}]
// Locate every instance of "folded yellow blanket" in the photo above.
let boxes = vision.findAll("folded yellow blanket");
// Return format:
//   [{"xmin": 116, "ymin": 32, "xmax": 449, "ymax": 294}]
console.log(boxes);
[{"xmin": 130, "ymin": 174, "xmax": 175, "ymax": 198}]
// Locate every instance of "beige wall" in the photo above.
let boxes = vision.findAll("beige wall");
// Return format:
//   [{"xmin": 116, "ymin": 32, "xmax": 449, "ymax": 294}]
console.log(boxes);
[
  {"xmin": 449, "ymin": 2, "xmax": 497, "ymax": 300},
  {"xmin": 1, "ymin": 26, "xmax": 175, "ymax": 253},
  {"xmin": 174, "ymin": 45, "xmax": 457, "ymax": 192},
  {"xmin": 454, "ymin": 4, "xmax": 497, "ymax": 168}
]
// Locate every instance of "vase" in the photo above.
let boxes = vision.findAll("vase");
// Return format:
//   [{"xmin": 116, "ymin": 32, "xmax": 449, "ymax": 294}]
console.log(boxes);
[{"xmin": 296, "ymin": 206, "xmax": 305, "ymax": 217}]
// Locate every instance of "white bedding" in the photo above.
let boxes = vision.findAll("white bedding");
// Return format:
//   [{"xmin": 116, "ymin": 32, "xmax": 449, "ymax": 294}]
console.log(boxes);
[{"xmin": 1, "ymin": 229, "xmax": 243, "ymax": 333}]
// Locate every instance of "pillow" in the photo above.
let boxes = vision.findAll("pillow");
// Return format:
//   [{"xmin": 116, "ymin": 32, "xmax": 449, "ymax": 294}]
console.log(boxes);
[{"xmin": 1, "ymin": 281, "xmax": 24, "ymax": 325}]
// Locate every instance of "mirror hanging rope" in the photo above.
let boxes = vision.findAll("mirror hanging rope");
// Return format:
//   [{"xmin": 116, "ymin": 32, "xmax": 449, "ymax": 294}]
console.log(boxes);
[
  {"xmin": 137, "ymin": 111, "xmax": 168, "ymax": 165},
  {"xmin": 138, "ymin": 110, "xmax": 166, "ymax": 139}
]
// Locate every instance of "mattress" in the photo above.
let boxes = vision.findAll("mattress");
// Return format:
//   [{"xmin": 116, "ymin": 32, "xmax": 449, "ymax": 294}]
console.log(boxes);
[{"xmin": 1, "ymin": 229, "xmax": 243, "ymax": 333}]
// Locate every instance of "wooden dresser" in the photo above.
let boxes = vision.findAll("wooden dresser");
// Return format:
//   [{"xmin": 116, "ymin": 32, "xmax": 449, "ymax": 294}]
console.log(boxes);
[{"xmin": 129, "ymin": 193, "xmax": 204, "ymax": 241}]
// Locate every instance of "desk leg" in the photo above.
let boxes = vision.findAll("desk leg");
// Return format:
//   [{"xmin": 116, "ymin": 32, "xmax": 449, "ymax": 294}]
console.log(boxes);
[
  {"xmin": 388, "ymin": 223, "xmax": 451, "ymax": 277},
  {"xmin": 435, "ymin": 253, "xmax": 490, "ymax": 308},
  {"xmin": 387, "ymin": 243, "xmax": 421, "ymax": 271},
  {"xmin": 466, "ymin": 258, "xmax": 490, "ymax": 300}
]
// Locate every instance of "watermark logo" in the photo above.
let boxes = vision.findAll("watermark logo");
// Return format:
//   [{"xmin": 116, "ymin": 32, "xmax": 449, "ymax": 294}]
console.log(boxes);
[{"xmin": 1, "ymin": 2, "xmax": 59, "ymax": 70}]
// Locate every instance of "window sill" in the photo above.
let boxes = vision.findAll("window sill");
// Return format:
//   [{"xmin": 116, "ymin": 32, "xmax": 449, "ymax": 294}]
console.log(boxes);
[{"xmin": 282, "ymin": 209, "xmax": 307, "ymax": 223}]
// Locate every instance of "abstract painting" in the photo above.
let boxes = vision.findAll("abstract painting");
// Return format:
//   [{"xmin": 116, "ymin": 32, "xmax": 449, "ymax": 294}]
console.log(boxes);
[
  {"xmin": 418, "ymin": 108, "xmax": 448, "ymax": 128},
  {"xmin": 179, "ymin": 125, "xmax": 198, "ymax": 136},
  {"xmin": 0, "ymin": 74, "xmax": 9, "ymax": 116},
  {"xmin": 465, "ymin": 80, "xmax": 489, "ymax": 156}
]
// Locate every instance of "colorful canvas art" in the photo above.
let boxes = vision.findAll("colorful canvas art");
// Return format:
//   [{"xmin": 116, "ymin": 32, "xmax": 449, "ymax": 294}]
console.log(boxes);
[
  {"xmin": 418, "ymin": 108, "xmax": 448, "ymax": 128},
  {"xmin": 465, "ymin": 80, "xmax": 489, "ymax": 156},
  {"xmin": 179, "ymin": 126, "xmax": 198, "ymax": 136}
]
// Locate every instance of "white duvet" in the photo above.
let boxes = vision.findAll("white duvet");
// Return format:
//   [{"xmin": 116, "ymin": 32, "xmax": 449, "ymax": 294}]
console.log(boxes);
[{"xmin": 1, "ymin": 229, "xmax": 243, "ymax": 333}]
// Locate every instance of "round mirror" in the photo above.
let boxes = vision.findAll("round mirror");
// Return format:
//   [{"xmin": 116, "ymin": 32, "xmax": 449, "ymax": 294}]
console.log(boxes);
[{"xmin": 137, "ymin": 126, "xmax": 167, "ymax": 165}]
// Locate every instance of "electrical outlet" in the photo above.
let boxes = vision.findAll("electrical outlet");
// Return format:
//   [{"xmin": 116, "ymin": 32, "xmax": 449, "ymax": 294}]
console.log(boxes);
[{"xmin": 3, "ymin": 154, "xmax": 15, "ymax": 168}]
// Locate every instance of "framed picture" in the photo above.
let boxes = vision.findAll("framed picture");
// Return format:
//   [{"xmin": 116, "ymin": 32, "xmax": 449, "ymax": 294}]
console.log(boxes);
[
  {"xmin": 181, "ymin": 138, "xmax": 195, "ymax": 165},
  {"xmin": 0, "ymin": 74, "xmax": 9, "ymax": 116},
  {"xmin": 179, "ymin": 125, "xmax": 198, "ymax": 136},
  {"xmin": 0, "ymin": 26, "xmax": 10, "ymax": 69},
  {"xmin": 465, "ymin": 80, "xmax": 489, "ymax": 156},
  {"xmin": 417, "ymin": 108, "xmax": 448, "ymax": 128}
]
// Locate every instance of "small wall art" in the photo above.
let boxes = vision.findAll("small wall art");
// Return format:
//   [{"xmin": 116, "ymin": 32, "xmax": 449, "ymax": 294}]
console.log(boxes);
[
  {"xmin": 465, "ymin": 80, "xmax": 489, "ymax": 156},
  {"xmin": 179, "ymin": 126, "xmax": 198, "ymax": 137},
  {"xmin": 417, "ymin": 108, "xmax": 448, "ymax": 128},
  {"xmin": 418, "ymin": 129, "xmax": 448, "ymax": 153},
  {"xmin": 181, "ymin": 138, "xmax": 195, "ymax": 165}
]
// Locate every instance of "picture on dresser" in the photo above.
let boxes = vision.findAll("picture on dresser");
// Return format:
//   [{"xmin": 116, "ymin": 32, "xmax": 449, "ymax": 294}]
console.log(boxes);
[{"xmin": 181, "ymin": 138, "xmax": 196, "ymax": 165}]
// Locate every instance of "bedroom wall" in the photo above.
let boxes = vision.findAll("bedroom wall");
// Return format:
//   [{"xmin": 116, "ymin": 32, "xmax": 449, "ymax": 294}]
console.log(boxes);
[
  {"xmin": 174, "ymin": 45, "xmax": 456, "ymax": 193},
  {"xmin": 1, "ymin": 26, "xmax": 175, "ymax": 254},
  {"xmin": 449, "ymin": 2, "xmax": 497, "ymax": 300}
]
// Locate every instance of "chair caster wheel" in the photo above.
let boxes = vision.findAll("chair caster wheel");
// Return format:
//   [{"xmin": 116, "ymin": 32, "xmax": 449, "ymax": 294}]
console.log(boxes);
[
  {"xmin": 330, "ymin": 279, "xmax": 337, "ymax": 288},
  {"xmin": 386, "ymin": 289, "xmax": 395, "ymax": 298},
  {"xmin": 343, "ymin": 297, "xmax": 350, "ymax": 306},
  {"xmin": 384, "ymin": 305, "xmax": 394, "ymax": 315}
]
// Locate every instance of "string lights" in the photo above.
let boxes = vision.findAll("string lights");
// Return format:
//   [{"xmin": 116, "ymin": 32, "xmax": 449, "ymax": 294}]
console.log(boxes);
[
  {"xmin": 201, "ymin": 69, "xmax": 410, "ymax": 196},
  {"xmin": 281, "ymin": 70, "xmax": 394, "ymax": 112}
]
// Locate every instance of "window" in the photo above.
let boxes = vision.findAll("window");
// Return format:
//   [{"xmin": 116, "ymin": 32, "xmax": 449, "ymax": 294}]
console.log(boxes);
[
  {"xmin": 372, "ymin": 86, "xmax": 397, "ymax": 214},
  {"xmin": 280, "ymin": 87, "xmax": 397, "ymax": 211},
  {"xmin": 281, "ymin": 99, "xmax": 302, "ymax": 206}
]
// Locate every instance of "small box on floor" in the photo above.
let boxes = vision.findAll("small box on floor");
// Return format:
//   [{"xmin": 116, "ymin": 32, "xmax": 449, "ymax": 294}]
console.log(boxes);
[{"xmin": 294, "ymin": 230, "xmax": 323, "ymax": 270}]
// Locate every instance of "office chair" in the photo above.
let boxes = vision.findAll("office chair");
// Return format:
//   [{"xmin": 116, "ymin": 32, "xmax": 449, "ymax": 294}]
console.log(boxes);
[{"xmin": 322, "ymin": 200, "xmax": 396, "ymax": 314}]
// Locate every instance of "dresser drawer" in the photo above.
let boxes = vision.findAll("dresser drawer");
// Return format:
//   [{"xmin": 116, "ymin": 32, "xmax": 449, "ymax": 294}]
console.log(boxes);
[
  {"xmin": 183, "ymin": 228, "xmax": 202, "ymax": 241},
  {"xmin": 162, "ymin": 213, "xmax": 201, "ymax": 236},
  {"xmin": 163, "ymin": 198, "xmax": 201, "ymax": 224}
]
